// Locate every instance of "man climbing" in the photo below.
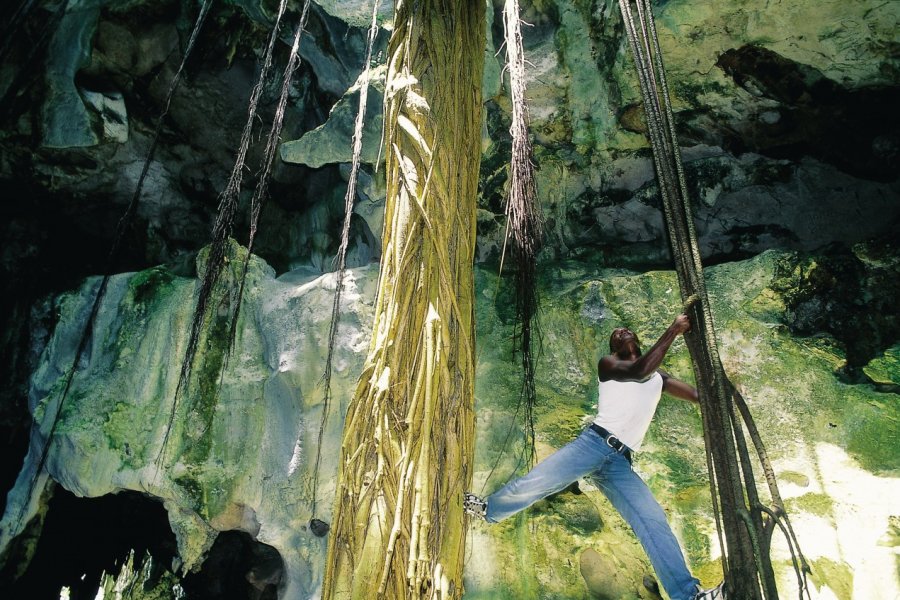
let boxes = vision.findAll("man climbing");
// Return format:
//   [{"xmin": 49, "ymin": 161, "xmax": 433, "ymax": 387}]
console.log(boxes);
[{"xmin": 464, "ymin": 312, "xmax": 726, "ymax": 600}]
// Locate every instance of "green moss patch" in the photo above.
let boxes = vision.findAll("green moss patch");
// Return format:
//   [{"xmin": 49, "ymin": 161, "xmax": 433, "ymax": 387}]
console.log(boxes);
[
  {"xmin": 864, "ymin": 344, "xmax": 900, "ymax": 387},
  {"xmin": 786, "ymin": 493, "xmax": 835, "ymax": 519},
  {"xmin": 808, "ymin": 557, "xmax": 854, "ymax": 600},
  {"xmin": 778, "ymin": 471, "xmax": 811, "ymax": 487},
  {"xmin": 128, "ymin": 266, "xmax": 175, "ymax": 307}
]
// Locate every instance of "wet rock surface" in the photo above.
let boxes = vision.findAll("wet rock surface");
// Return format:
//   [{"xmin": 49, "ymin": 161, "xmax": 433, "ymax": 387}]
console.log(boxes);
[
  {"xmin": 0, "ymin": 0, "xmax": 898, "ymax": 598},
  {"xmin": 0, "ymin": 246, "xmax": 895, "ymax": 598}
]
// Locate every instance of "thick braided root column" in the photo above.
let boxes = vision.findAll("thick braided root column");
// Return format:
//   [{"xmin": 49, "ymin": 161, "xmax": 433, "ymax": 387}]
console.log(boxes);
[{"xmin": 322, "ymin": 1, "xmax": 485, "ymax": 598}]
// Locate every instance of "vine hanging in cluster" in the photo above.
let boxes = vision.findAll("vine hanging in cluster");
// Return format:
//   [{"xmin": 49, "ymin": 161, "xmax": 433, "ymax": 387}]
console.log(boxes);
[
  {"xmin": 500, "ymin": 0, "xmax": 544, "ymax": 465},
  {"xmin": 617, "ymin": 0, "xmax": 810, "ymax": 597}
]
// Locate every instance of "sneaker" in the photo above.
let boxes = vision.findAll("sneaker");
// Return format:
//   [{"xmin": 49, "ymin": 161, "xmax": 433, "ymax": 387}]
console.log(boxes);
[
  {"xmin": 694, "ymin": 581, "xmax": 726, "ymax": 599},
  {"xmin": 463, "ymin": 492, "xmax": 487, "ymax": 520}
]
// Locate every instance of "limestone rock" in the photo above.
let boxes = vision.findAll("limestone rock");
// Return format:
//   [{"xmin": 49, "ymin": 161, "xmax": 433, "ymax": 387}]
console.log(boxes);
[
  {"xmin": 548, "ymin": 489, "xmax": 604, "ymax": 536},
  {"xmin": 485, "ymin": 0, "xmax": 900, "ymax": 265},
  {"xmin": 80, "ymin": 88, "xmax": 128, "ymax": 143},
  {"xmin": 466, "ymin": 250, "xmax": 900, "ymax": 598},
  {"xmin": 280, "ymin": 66, "xmax": 386, "ymax": 169},
  {"xmin": 41, "ymin": 3, "xmax": 102, "ymax": 148},
  {"xmin": 580, "ymin": 547, "xmax": 640, "ymax": 600},
  {"xmin": 312, "ymin": 0, "xmax": 394, "ymax": 29},
  {"xmin": 5, "ymin": 0, "xmax": 897, "ymax": 277},
  {"xmin": 864, "ymin": 344, "xmax": 900, "ymax": 388},
  {"xmin": 297, "ymin": 4, "xmax": 387, "ymax": 98},
  {"xmin": 4, "ymin": 247, "xmax": 900, "ymax": 597},
  {"xmin": 0, "ymin": 242, "xmax": 378, "ymax": 598}
]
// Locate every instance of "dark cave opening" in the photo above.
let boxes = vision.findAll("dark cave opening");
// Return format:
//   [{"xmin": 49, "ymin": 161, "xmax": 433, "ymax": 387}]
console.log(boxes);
[
  {"xmin": 182, "ymin": 530, "xmax": 284, "ymax": 600},
  {"xmin": 0, "ymin": 487, "xmax": 286, "ymax": 600},
  {"xmin": 0, "ymin": 487, "xmax": 178, "ymax": 600}
]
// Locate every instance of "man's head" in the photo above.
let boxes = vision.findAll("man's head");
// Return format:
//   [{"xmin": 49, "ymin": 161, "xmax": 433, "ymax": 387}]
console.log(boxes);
[{"xmin": 609, "ymin": 327, "xmax": 641, "ymax": 357}]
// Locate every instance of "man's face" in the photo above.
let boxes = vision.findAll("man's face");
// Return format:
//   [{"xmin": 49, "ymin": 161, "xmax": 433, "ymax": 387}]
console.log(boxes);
[{"xmin": 609, "ymin": 327, "xmax": 639, "ymax": 355}]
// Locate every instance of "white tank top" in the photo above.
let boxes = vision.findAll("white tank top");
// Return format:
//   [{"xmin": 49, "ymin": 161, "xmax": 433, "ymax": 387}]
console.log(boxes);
[{"xmin": 594, "ymin": 371, "xmax": 663, "ymax": 451}]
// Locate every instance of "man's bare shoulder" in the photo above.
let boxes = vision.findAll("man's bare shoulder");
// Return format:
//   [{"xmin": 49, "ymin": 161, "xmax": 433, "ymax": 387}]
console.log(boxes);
[{"xmin": 598, "ymin": 354, "xmax": 638, "ymax": 382}]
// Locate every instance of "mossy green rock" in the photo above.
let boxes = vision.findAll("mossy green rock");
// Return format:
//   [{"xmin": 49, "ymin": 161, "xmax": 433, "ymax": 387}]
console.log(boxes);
[
  {"xmin": 3, "ymin": 245, "xmax": 899, "ymax": 598},
  {"xmin": 1, "ymin": 241, "xmax": 378, "ymax": 598},
  {"xmin": 551, "ymin": 491, "xmax": 604, "ymax": 536},
  {"xmin": 466, "ymin": 249, "xmax": 899, "ymax": 598},
  {"xmin": 580, "ymin": 548, "xmax": 640, "ymax": 600},
  {"xmin": 864, "ymin": 344, "xmax": 900, "ymax": 387}
]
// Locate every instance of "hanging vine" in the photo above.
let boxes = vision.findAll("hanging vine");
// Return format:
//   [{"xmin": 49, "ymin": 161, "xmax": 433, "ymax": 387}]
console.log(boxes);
[
  {"xmin": 312, "ymin": 0, "xmax": 383, "ymax": 523},
  {"xmin": 226, "ymin": 0, "xmax": 314, "ymax": 352},
  {"xmin": 157, "ymin": 0, "xmax": 292, "ymax": 464},
  {"xmin": 322, "ymin": 1, "xmax": 485, "ymax": 597},
  {"xmin": 617, "ymin": 0, "xmax": 810, "ymax": 597},
  {"xmin": 500, "ymin": 0, "xmax": 544, "ymax": 465}
]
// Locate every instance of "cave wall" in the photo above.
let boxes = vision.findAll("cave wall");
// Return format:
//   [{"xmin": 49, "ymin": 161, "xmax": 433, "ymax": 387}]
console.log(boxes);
[
  {"xmin": 0, "ymin": 0, "xmax": 898, "ymax": 598},
  {"xmin": 1, "ymin": 243, "xmax": 898, "ymax": 599},
  {"xmin": 2, "ymin": 0, "xmax": 897, "ymax": 277}
]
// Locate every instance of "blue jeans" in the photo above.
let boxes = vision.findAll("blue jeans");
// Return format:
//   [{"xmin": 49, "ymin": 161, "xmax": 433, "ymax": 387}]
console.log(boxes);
[{"xmin": 486, "ymin": 428, "xmax": 700, "ymax": 600}]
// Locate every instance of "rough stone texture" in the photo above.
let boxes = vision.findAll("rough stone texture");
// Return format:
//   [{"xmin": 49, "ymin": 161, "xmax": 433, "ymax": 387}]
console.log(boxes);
[
  {"xmin": 0, "ymin": 242, "xmax": 378, "ymax": 598},
  {"xmin": 279, "ymin": 0, "xmax": 900, "ymax": 266},
  {"xmin": 41, "ymin": 1, "xmax": 102, "ymax": 148},
  {"xmin": 280, "ymin": 66, "xmax": 385, "ymax": 169},
  {"xmin": 580, "ymin": 547, "xmax": 644, "ymax": 600},
  {"xmin": 864, "ymin": 344, "xmax": 900, "ymax": 388},
  {"xmin": 0, "ymin": 0, "xmax": 899, "ymax": 598},
  {"xmin": 312, "ymin": 1, "xmax": 394, "ymax": 29},
  {"xmin": 2, "ymin": 244, "xmax": 898, "ymax": 598},
  {"xmin": 3, "ymin": 0, "xmax": 897, "ymax": 275},
  {"xmin": 489, "ymin": 0, "xmax": 900, "ymax": 265},
  {"xmin": 94, "ymin": 550, "xmax": 184, "ymax": 600},
  {"xmin": 464, "ymin": 249, "xmax": 899, "ymax": 599},
  {"xmin": 296, "ymin": 4, "xmax": 383, "ymax": 98}
]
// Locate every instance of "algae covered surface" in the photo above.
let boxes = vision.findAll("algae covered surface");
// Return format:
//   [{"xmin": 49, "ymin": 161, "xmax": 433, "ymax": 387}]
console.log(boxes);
[
  {"xmin": 2, "ymin": 241, "xmax": 377, "ymax": 598},
  {"xmin": 466, "ymin": 250, "xmax": 900, "ymax": 599},
  {"xmin": 5, "ymin": 245, "xmax": 898, "ymax": 599}
]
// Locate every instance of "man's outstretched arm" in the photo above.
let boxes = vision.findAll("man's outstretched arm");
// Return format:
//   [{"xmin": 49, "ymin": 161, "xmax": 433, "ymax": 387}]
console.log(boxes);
[{"xmin": 659, "ymin": 370, "xmax": 699, "ymax": 404}]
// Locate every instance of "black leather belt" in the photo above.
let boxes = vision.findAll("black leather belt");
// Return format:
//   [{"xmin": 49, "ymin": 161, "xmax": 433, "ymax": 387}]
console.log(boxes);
[{"xmin": 590, "ymin": 423, "xmax": 633, "ymax": 463}]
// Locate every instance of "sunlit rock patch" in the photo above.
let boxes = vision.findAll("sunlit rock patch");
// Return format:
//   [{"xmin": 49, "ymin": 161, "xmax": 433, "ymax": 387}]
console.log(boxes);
[{"xmin": 1, "ymin": 236, "xmax": 898, "ymax": 598}]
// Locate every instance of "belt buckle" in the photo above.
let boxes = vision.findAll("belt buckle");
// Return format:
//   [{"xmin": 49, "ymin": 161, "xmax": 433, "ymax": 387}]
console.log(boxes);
[{"xmin": 606, "ymin": 434, "xmax": 621, "ymax": 452}]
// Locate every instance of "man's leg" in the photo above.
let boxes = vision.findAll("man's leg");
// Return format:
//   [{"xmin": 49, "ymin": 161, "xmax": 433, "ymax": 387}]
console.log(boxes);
[
  {"xmin": 590, "ymin": 456, "xmax": 700, "ymax": 600},
  {"xmin": 485, "ymin": 428, "xmax": 614, "ymax": 523}
]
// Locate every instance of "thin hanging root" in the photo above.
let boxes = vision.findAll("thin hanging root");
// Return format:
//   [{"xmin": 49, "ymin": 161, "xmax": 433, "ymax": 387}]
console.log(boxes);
[
  {"xmin": 735, "ymin": 507, "xmax": 772, "ymax": 595},
  {"xmin": 315, "ymin": 0, "xmax": 384, "ymax": 517},
  {"xmin": 502, "ymin": 0, "xmax": 543, "ymax": 465},
  {"xmin": 228, "ymin": 0, "xmax": 313, "ymax": 354},
  {"xmin": 159, "ymin": 0, "xmax": 291, "ymax": 466},
  {"xmin": 681, "ymin": 293, "xmax": 699, "ymax": 312}
]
